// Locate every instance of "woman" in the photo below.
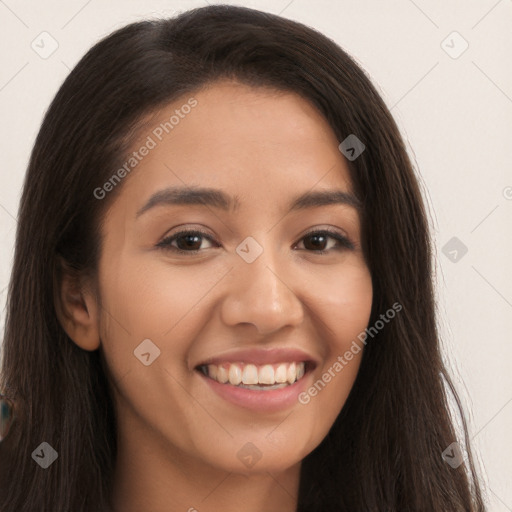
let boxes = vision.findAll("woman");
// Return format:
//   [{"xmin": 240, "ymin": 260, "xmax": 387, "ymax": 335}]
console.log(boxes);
[{"xmin": 0, "ymin": 5, "xmax": 485, "ymax": 511}]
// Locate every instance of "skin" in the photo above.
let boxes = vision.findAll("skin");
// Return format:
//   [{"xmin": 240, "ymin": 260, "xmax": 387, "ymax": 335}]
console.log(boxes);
[{"xmin": 57, "ymin": 81, "xmax": 373, "ymax": 512}]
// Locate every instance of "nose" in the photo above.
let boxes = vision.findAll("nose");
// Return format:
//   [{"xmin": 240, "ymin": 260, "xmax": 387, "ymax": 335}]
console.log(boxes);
[{"xmin": 220, "ymin": 246, "xmax": 304, "ymax": 336}]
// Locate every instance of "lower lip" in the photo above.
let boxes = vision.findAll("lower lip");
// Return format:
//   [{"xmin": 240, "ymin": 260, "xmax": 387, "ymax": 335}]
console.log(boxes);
[{"xmin": 197, "ymin": 370, "xmax": 311, "ymax": 413}]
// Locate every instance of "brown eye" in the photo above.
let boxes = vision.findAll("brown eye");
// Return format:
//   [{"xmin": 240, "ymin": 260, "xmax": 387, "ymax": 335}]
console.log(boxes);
[
  {"xmin": 157, "ymin": 230, "xmax": 217, "ymax": 254},
  {"xmin": 156, "ymin": 228, "xmax": 355, "ymax": 256},
  {"xmin": 296, "ymin": 230, "xmax": 354, "ymax": 254}
]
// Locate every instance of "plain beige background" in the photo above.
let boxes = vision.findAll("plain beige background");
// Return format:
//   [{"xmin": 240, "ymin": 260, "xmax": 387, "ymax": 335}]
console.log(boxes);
[{"xmin": 0, "ymin": 1, "xmax": 511, "ymax": 510}]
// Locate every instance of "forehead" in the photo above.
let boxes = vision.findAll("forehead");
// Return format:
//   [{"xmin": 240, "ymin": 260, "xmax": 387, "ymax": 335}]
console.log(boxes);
[{"xmin": 109, "ymin": 80, "xmax": 355, "ymax": 215}]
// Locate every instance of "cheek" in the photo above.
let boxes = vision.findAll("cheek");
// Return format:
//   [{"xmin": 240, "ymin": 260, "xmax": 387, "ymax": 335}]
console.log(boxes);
[
  {"xmin": 297, "ymin": 260, "xmax": 372, "ymax": 428},
  {"xmin": 95, "ymin": 257, "xmax": 223, "ymax": 446},
  {"xmin": 303, "ymin": 259, "xmax": 373, "ymax": 351},
  {"xmin": 99, "ymin": 250, "xmax": 372, "ymax": 379},
  {"xmin": 94, "ymin": 248, "xmax": 373, "ymax": 471},
  {"xmin": 96, "ymin": 255, "xmax": 224, "ymax": 376}
]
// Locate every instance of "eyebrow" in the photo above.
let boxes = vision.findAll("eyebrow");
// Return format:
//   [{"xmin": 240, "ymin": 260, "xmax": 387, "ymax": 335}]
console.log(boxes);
[{"xmin": 135, "ymin": 186, "xmax": 362, "ymax": 218}]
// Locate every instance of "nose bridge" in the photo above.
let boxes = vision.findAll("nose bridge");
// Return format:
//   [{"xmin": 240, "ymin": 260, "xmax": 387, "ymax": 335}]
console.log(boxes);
[{"xmin": 220, "ymin": 234, "xmax": 304, "ymax": 334}]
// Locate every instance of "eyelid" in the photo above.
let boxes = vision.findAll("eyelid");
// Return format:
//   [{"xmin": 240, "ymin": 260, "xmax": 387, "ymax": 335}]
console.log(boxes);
[
  {"xmin": 156, "ymin": 224, "xmax": 356, "ymax": 254},
  {"xmin": 160, "ymin": 223, "xmax": 216, "ymax": 239},
  {"xmin": 156, "ymin": 226, "xmax": 218, "ymax": 249},
  {"xmin": 295, "ymin": 226, "xmax": 355, "ymax": 251},
  {"xmin": 298, "ymin": 225, "xmax": 350, "ymax": 241}
]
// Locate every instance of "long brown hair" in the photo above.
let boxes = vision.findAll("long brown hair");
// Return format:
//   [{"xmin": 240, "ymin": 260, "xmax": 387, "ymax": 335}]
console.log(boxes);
[{"xmin": 0, "ymin": 5, "xmax": 485, "ymax": 511}]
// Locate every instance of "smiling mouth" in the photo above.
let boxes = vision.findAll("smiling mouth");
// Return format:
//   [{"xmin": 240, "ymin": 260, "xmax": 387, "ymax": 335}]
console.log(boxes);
[{"xmin": 196, "ymin": 361, "xmax": 314, "ymax": 390}]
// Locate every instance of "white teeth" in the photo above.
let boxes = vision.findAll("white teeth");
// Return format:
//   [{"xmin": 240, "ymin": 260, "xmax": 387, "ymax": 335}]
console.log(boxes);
[
  {"xmin": 207, "ymin": 365, "xmax": 218, "ymax": 380},
  {"xmin": 217, "ymin": 365, "xmax": 228, "ymax": 384},
  {"xmin": 242, "ymin": 364, "xmax": 259, "ymax": 385},
  {"xmin": 258, "ymin": 364, "xmax": 275, "ymax": 384},
  {"xmin": 228, "ymin": 365, "xmax": 242, "ymax": 385},
  {"xmin": 287, "ymin": 362, "xmax": 297, "ymax": 384},
  {"xmin": 274, "ymin": 363, "xmax": 288, "ymax": 383},
  {"xmin": 201, "ymin": 361, "xmax": 307, "ymax": 387}
]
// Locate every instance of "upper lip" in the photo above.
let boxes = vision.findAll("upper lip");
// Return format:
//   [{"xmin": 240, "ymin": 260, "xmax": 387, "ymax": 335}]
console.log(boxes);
[{"xmin": 195, "ymin": 347, "xmax": 319, "ymax": 368}]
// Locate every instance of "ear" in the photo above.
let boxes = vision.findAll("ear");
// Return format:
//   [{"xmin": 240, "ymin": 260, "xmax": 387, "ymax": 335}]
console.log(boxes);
[{"xmin": 54, "ymin": 257, "xmax": 101, "ymax": 351}]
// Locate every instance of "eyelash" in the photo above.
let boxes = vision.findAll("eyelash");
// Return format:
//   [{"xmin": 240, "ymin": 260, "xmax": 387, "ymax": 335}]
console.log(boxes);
[{"xmin": 156, "ymin": 227, "xmax": 355, "ymax": 255}]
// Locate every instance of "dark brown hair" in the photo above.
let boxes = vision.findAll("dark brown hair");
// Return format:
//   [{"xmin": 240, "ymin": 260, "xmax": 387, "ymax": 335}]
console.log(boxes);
[{"xmin": 0, "ymin": 5, "xmax": 485, "ymax": 511}]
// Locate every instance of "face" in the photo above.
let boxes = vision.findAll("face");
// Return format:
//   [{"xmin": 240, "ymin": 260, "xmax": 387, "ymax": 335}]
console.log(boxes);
[{"xmin": 94, "ymin": 81, "xmax": 373, "ymax": 476}]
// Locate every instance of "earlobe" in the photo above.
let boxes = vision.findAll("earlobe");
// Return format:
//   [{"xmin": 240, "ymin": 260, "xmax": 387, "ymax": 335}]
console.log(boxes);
[{"xmin": 54, "ymin": 262, "xmax": 101, "ymax": 352}]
